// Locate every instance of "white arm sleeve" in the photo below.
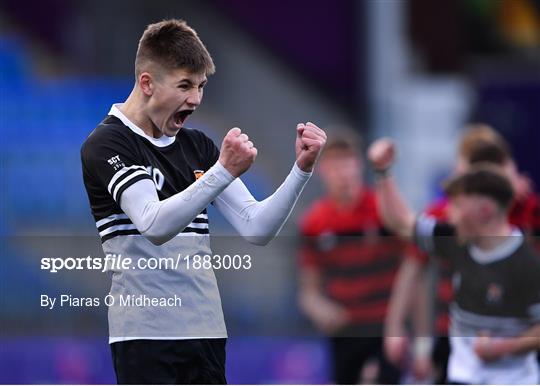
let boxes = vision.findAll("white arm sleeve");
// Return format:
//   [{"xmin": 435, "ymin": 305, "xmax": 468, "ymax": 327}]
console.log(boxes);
[
  {"xmin": 119, "ymin": 161, "xmax": 235, "ymax": 245},
  {"xmin": 213, "ymin": 162, "xmax": 312, "ymax": 245},
  {"xmin": 414, "ymin": 214, "xmax": 437, "ymax": 253}
]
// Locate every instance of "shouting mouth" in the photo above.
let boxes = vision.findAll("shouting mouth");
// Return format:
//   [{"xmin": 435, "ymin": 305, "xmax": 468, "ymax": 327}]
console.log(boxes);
[{"xmin": 173, "ymin": 109, "xmax": 194, "ymax": 127}]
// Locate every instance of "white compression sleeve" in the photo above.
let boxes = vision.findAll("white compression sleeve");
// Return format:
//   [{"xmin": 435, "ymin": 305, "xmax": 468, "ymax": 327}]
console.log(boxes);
[
  {"xmin": 119, "ymin": 161, "xmax": 235, "ymax": 245},
  {"xmin": 213, "ymin": 163, "xmax": 312, "ymax": 245}
]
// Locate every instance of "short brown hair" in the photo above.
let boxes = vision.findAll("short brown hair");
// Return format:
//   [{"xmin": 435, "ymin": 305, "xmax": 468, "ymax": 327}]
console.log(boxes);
[
  {"xmin": 135, "ymin": 19, "xmax": 215, "ymax": 77},
  {"xmin": 443, "ymin": 165, "xmax": 514, "ymax": 210},
  {"xmin": 467, "ymin": 140, "xmax": 511, "ymax": 166},
  {"xmin": 320, "ymin": 132, "xmax": 361, "ymax": 159},
  {"xmin": 458, "ymin": 123, "xmax": 511, "ymax": 160}
]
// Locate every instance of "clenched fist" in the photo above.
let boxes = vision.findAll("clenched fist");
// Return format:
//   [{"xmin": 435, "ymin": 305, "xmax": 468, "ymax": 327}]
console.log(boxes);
[
  {"xmin": 219, "ymin": 127, "xmax": 257, "ymax": 177},
  {"xmin": 296, "ymin": 122, "xmax": 327, "ymax": 172},
  {"xmin": 367, "ymin": 137, "xmax": 396, "ymax": 172}
]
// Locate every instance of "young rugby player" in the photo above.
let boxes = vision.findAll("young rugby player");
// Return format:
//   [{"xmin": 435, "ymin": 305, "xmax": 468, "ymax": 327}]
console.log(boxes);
[
  {"xmin": 81, "ymin": 19, "xmax": 326, "ymax": 384},
  {"xmin": 369, "ymin": 138, "xmax": 540, "ymax": 384}
]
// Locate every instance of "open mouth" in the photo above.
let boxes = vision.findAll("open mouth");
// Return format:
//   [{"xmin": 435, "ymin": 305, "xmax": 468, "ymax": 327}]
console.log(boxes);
[{"xmin": 173, "ymin": 109, "xmax": 194, "ymax": 126}]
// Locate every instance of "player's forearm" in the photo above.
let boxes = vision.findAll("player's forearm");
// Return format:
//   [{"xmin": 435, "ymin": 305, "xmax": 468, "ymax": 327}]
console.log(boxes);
[
  {"xmin": 299, "ymin": 283, "xmax": 326, "ymax": 317},
  {"xmin": 385, "ymin": 259, "xmax": 421, "ymax": 336},
  {"xmin": 375, "ymin": 175, "xmax": 416, "ymax": 238},
  {"xmin": 246, "ymin": 162, "xmax": 311, "ymax": 244},
  {"xmin": 506, "ymin": 324, "xmax": 540, "ymax": 354},
  {"xmin": 410, "ymin": 262, "xmax": 433, "ymax": 338},
  {"xmin": 298, "ymin": 268, "xmax": 345, "ymax": 325},
  {"xmin": 215, "ymin": 162, "xmax": 311, "ymax": 245},
  {"xmin": 120, "ymin": 161, "xmax": 235, "ymax": 245}
]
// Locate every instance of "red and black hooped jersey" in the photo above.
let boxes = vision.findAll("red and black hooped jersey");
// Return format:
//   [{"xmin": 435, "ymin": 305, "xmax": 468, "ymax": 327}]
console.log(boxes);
[{"xmin": 299, "ymin": 189, "xmax": 404, "ymax": 331}]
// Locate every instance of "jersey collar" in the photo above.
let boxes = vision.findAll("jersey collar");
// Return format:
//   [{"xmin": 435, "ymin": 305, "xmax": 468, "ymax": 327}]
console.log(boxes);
[
  {"xmin": 109, "ymin": 103, "xmax": 176, "ymax": 147},
  {"xmin": 469, "ymin": 227, "xmax": 523, "ymax": 264}
]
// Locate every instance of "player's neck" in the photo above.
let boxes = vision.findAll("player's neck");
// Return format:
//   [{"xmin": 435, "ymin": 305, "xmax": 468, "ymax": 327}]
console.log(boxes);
[
  {"xmin": 121, "ymin": 91, "xmax": 162, "ymax": 139},
  {"xmin": 330, "ymin": 186, "xmax": 363, "ymax": 210},
  {"xmin": 472, "ymin": 221, "xmax": 513, "ymax": 251}
]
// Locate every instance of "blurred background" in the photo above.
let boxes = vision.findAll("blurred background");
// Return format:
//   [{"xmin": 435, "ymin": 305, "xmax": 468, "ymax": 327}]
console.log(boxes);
[{"xmin": 1, "ymin": 0, "xmax": 539, "ymax": 383}]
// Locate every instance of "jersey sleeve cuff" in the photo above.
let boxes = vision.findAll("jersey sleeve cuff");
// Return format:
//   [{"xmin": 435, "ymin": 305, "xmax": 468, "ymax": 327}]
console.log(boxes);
[
  {"xmin": 292, "ymin": 162, "xmax": 313, "ymax": 181},
  {"xmin": 211, "ymin": 161, "xmax": 236, "ymax": 184}
]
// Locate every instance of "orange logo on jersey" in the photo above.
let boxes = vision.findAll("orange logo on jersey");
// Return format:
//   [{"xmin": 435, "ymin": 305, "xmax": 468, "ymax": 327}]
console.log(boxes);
[
  {"xmin": 194, "ymin": 170, "xmax": 205, "ymax": 180},
  {"xmin": 486, "ymin": 283, "xmax": 504, "ymax": 304}
]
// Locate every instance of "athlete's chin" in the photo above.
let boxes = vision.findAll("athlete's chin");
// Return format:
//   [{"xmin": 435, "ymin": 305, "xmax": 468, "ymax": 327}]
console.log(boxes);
[
  {"xmin": 163, "ymin": 118, "xmax": 186, "ymax": 136},
  {"xmin": 163, "ymin": 125, "xmax": 182, "ymax": 137}
]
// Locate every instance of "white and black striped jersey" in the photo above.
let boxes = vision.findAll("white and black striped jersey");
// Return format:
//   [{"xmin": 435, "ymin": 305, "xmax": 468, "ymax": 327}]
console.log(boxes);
[
  {"xmin": 415, "ymin": 216, "xmax": 540, "ymax": 384},
  {"xmin": 81, "ymin": 104, "xmax": 227, "ymax": 343},
  {"xmin": 81, "ymin": 105, "xmax": 218, "ymax": 242}
]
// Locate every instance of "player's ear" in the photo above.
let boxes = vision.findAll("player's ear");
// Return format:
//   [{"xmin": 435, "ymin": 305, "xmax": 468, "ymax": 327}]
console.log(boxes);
[{"xmin": 138, "ymin": 72, "xmax": 154, "ymax": 96}]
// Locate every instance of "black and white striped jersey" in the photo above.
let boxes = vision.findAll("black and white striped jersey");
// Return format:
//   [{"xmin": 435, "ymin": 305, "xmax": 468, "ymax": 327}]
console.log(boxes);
[
  {"xmin": 415, "ymin": 215, "xmax": 540, "ymax": 383},
  {"xmin": 81, "ymin": 104, "xmax": 228, "ymax": 343},
  {"xmin": 81, "ymin": 105, "xmax": 219, "ymax": 243},
  {"xmin": 415, "ymin": 219, "xmax": 540, "ymax": 327}
]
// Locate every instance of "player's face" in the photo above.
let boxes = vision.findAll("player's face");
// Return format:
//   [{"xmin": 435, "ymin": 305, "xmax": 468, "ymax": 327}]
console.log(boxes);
[
  {"xmin": 148, "ymin": 68, "xmax": 207, "ymax": 137},
  {"xmin": 319, "ymin": 153, "xmax": 363, "ymax": 201},
  {"xmin": 448, "ymin": 194, "xmax": 495, "ymax": 241}
]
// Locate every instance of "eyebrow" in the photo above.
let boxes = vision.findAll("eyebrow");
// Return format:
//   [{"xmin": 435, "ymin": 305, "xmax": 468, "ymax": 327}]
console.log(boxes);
[{"xmin": 177, "ymin": 78, "xmax": 207, "ymax": 86}]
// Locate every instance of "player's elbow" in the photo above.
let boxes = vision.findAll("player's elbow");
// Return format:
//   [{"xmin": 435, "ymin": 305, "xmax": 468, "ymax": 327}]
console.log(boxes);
[
  {"xmin": 236, "ymin": 221, "xmax": 278, "ymax": 246},
  {"xmin": 397, "ymin": 214, "xmax": 416, "ymax": 239},
  {"xmin": 244, "ymin": 234, "xmax": 274, "ymax": 246},
  {"xmin": 141, "ymin": 229, "xmax": 172, "ymax": 246},
  {"xmin": 385, "ymin": 214, "xmax": 415, "ymax": 239},
  {"xmin": 143, "ymin": 234, "xmax": 169, "ymax": 246}
]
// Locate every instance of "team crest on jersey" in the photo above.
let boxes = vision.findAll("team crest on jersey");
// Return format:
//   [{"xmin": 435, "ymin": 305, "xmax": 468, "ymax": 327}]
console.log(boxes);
[
  {"xmin": 194, "ymin": 170, "xmax": 205, "ymax": 180},
  {"xmin": 486, "ymin": 283, "xmax": 504, "ymax": 304}
]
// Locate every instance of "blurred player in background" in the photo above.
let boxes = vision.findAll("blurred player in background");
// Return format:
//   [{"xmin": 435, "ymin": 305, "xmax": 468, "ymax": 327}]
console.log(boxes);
[
  {"xmin": 298, "ymin": 133, "xmax": 403, "ymax": 384},
  {"xmin": 369, "ymin": 138, "xmax": 540, "ymax": 385},
  {"xmin": 384, "ymin": 125, "xmax": 540, "ymax": 383},
  {"xmin": 81, "ymin": 19, "xmax": 326, "ymax": 384}
]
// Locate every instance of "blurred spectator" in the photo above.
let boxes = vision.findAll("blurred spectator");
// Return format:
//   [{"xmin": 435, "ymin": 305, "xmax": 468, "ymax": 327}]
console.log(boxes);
[{"xmin": 297, "ymin": 132, "xmax": 403, "ymax": 384}]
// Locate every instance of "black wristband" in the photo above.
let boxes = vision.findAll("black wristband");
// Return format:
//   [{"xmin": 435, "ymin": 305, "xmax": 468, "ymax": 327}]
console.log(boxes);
[{"xmin": 374, "ymin": 167, "xmax": 392, "ymax": 178}]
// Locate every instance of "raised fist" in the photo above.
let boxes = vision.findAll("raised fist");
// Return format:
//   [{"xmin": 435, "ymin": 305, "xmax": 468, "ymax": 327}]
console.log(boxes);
[
  {"xmin": 219, "ymin": 127, "xmax": 257, "ymax": 177},
  {"xmin": 367, "ymin": 137, "xmax": 396, "ymax": 172},
  {"xmin": 296, "ymin": 122, "xmax": 327, "ymax": 172}
]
